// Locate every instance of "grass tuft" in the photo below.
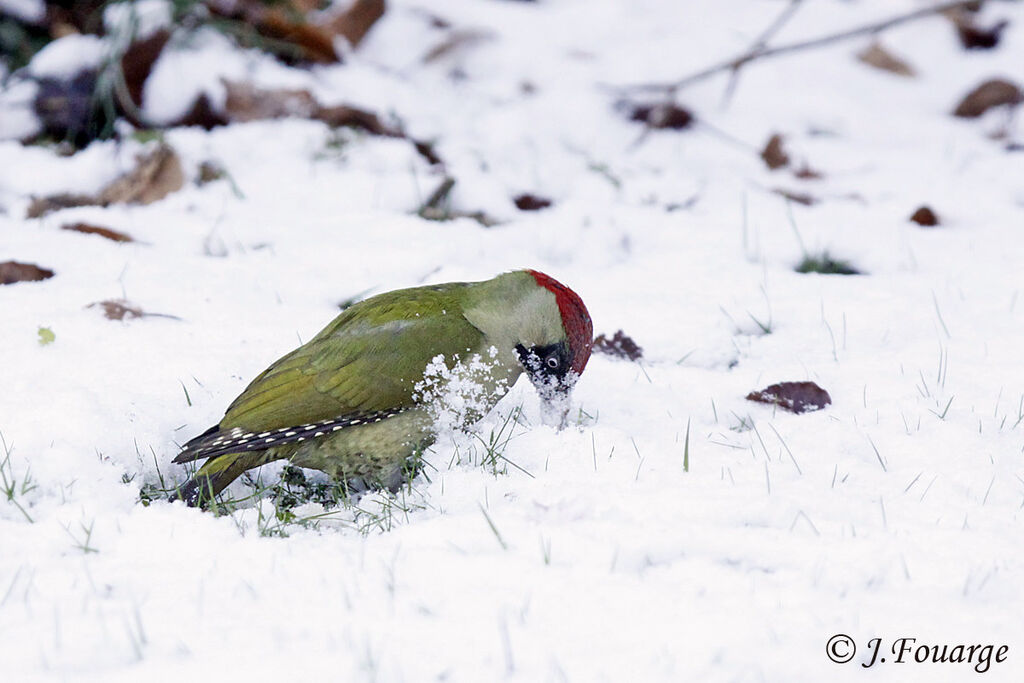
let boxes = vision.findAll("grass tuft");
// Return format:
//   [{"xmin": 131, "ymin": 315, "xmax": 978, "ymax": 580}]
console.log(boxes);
[
  {"xmin": 683, "ymin": 418, "xmax": 691, "ymax": 472},
  {"xmin": 1, "ymin": 433, "xmax": 36, "ymax": 523},
  {"xmin": 795, "ymin": 252, "xmax": 861, "ymax": 275}
]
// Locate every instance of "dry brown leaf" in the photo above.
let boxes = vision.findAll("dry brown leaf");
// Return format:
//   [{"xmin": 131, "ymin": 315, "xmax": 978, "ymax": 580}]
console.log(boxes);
[
  {"xmin": 326, "ymin": 0, "xmax": 386, "ymax": 48},
  {"xmin": 223, "ymin": 80, "xmax": 318, "ymax": 121},
  {"xmin": 206, "ymin": 0, "xmax": 385, "ymax": 62},
  {"xmin": 513, "ymin": 194, "xmax": 553, "ymax": 211},
  {"xmin": 175, "ymin": 94, "xmax": 230, "ymax": 129},
  {"xmin": 26, "ymin": 193, "xmax": 97, "ymax": 219},
  {"xmin": 593, "ymin": 330, "xmax": 643, "ymax": 361},
  {"xmin": 793, "ymin": 164, "xmax": 825, "ymax": 180},
  {"xmin": 99, "ymin": 143, "xmax": 184, "ymax": 205},
  {"xmin": 223, "ymin": 80, "xmax": 401, "ymax": 135},
  {"xmin": 120, "ymin": 30, "xmax": 171, "ymax": 112},
  {"xmin": 262, "ymin": 12, "xmax": 338, "ymax": 62},
  {"xmin": 206, "ymin": 0, "xmax": 339, "ymax": 63},
  {"xmin": 746, "ymin": 381, "xmax": 831, "ymax": 414},
  {"xmin": 90, "ymin": 299, "xmax": 144, "ymax": 321},
  {"xmin": 628, "ymin": 102, "xmax": 693, "ymax": 130},
  {"xmin": 421, "ymin": 29, "xmax": 493, "ymax": 64},
  {"xmin": 313, "ymin": 104, "xmax": 401, "ymax": 135},
  {"xmin": 953, "ymin": 78, "xmax": 1023, "ymax": 118},
  {"xmin": 772, "ymin": 188, "xmax": 818, "ymax": 206},
  {"xmin": 760, "ymin": 133, "xmax": 790, "ymax": 170},
  {"xmin": 946, "ymin": 8, "xmax": 1008, "ymax": 50},
  {"xmin": 909, "ymin": 206, "xmax": 940, "ymax": 227},
  {"xmin": 61, "ymin": 222, "xmax": 134, "ymax": 242},
  {"xmin": 856, "ymin": 42, "xmax": 916, "ymax": 77},
  {"xmin": 43, "ymin": 1, "xmax": 105, "ymax": 35},
  {"xmin": 0, "ymin": 261, "xmax": 54, "ymax": 285},
  {"xmin": 28, "ymin": 144, "xmax": 184, "ymax": 218},
  {"xmin": 957, "ymin": 20, "xmax": 1008, "ymax": 50}
]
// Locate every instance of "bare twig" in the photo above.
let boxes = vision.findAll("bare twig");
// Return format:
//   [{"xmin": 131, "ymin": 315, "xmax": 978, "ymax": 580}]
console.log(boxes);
[
  {"xmin": 721, "ymin": 0, "xmax": 806, "ymax": 105},
  {"xmin": 617, "ymin": 0, "xmax": 1015, "ymax": 95}
]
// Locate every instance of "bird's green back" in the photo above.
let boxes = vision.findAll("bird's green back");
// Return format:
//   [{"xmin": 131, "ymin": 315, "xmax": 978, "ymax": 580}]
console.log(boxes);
[{"xmin": 220, "ymin": 283, "xmax": 485, "ymax": 432}]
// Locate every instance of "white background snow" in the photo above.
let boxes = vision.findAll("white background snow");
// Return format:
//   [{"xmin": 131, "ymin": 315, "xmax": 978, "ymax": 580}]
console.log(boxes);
[{"xmin": 1, "ymin": 0, "xmax": 1023, "ymax": 681}]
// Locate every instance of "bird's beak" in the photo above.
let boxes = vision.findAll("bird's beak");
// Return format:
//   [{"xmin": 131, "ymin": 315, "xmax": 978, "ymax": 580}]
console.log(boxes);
[
  {"xmin": 534, "ymin": 372, "xmax": 578, "ymax": 431},
  {"xmin": 515, "ymin": 343, "xmax": 577, "ymax": 430}
]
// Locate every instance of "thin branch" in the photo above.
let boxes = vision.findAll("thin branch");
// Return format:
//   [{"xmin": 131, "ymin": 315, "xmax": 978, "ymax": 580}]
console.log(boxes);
[
  {"xmin": 722, "ymin": 0, "xmax": 806, "ymax": 105},
  {"xmin": 617, "ymin": 0, "xmax": 1015, "ymax": 95}
]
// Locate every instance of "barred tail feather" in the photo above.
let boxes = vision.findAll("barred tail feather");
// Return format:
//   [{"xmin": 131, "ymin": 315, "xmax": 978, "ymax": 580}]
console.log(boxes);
[{"xmin": 169, "ymin": 453, "xmax": 250, "ymax": 507}]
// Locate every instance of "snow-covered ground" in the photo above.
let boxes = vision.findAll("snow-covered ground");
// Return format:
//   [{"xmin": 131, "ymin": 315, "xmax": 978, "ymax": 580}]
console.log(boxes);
[{"xmin": 2, "ymin": 1, "xmax": 1023, "ymax": 680}]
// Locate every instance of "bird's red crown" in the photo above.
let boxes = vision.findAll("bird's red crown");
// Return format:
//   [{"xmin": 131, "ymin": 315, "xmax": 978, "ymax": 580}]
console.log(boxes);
[{"xmin": 528, "ymin": 270, "xmax": 593, "ymax": 375}]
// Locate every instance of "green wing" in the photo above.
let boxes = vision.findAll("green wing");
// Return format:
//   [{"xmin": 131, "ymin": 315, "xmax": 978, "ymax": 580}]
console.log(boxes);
[{"xmin": 219, "ymin": 283, "xmax": 484, "ymax": 433}]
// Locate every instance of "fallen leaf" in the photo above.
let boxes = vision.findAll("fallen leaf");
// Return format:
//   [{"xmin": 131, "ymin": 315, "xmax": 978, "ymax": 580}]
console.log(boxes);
[
  {"xmin": 222, "ymin": 80, "xmax": 401, "ymax": 135},
  {"xmin": 99, "ymin": 143, "xmax": 184, "ymax": 205},
  {"xmin": 175, "ymin": 94, "xmax": 230, "ymax": 129},
  {"xmin": 421, "ymin": 29, "xmax": 493, "ymax": 64},
  {"xmin": 61, "ymin": 222, "xmax": 134, "ymax": 242},
  {"xmin": 261, "ymin": 14, "xmax": 337, "ymax": 62},
  {"xmin": 120, "ymin": 29, "xmax": 171, "ymax": 113},
  {"xmin": 746, "ymin": 381, "xmax": 831, "ymax": 414},
  {"xmin": 772, "ymin": 188, "xmax": 818, "ymax": 206},
  {"xmin": 89, "ymin": 299, "xmax": 144, "ymax": 321},
  {"xmin": 44, "ymin": 1, "xmax": 106, "ymax": 35},
  {"xmin": 946, "ymin": 7, "xmax": 1008, "ymax": 50},
  {"xmin": 909, "ymin": 206, "xmax": 940, "ymax": 227},
  {"xmin": 223, "ymin": 80, "xmax": 318, "ymax": 122},
  {"xmin": 513, "ymin": 194, "xmax": 553, "ymax": 211},
  {"xmin": 325, "ymin": 0, "xmax": 386, "ymax": 48},
  {"xmin": 206, "ymin": 0, "xmax": 385, "ymax": 63},
  {"xmin": 37, "ymin": 326, "xmax": 55, "ymax": 345},
  {"xmin": 313, "ymin": 104, "xmax": 401, "ymax": 135},
  {"xmin": 760, "ymin": 133, "xmax": 790, "ymax": 170},
  {"xmin": 793, "ymin": 164, "xmax": 824, "ymax": 180},
  {"xmin": 953, "ymin": 78, "xmax": 1023, "ymax": 118},
  {"xmin": 28, "ymin": 144, "xmax": 184, "ymax": 217},
  {"xmin": 856, "ymin": 42, "xmax": 915, "ymax": 77},
  {"xmin": 206, "ymin": 0, "xmax": 339, "ymax": 63},
  {"xmin": 957, "ymin": 20, "xmax": 1008, "ymax": 50},
  {"xmin": 593, "ymin": 330, "xmax": 643, "ymax": 361},
  {"xmin": 26, "ymin": 193, "xmax": 97, "ymax": 218},
  {"xmin": 0, "ymin": 261, "xmax": 54, "ymax": 285},
  {"xmin": 627, "ymin": 102, "xmax": 693, "ymax": 130}
]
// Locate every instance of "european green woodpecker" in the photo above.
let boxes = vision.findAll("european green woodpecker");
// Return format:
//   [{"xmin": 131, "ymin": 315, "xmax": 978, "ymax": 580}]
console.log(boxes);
[{"xmin": 171, "ymin": 270, "xmax": 593, "ymax": 505}]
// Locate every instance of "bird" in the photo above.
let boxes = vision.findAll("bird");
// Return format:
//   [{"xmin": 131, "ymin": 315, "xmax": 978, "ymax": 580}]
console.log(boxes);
[{"xmin": 171, "ymin": 270, "xmax": 593, "ymax": 506}]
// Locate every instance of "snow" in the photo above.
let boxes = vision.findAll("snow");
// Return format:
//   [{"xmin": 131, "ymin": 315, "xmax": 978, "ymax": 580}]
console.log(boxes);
[
  {"xmin": 1, "ymin": 0, "xmax": 1023, "ymax": 681},
  {"xmin": 103, "ymin": 0, "xmax": 172, "ymax": 43},
  {"xmin": 0, "ymin": 0, "xmax": 44, "ymax": 24},
  {"xmin": 27, "ymin": 34, "xmax": 108, "ymax": 79}
]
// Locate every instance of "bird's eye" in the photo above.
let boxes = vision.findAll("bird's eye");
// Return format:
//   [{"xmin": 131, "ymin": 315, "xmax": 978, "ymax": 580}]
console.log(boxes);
[{"xmin": 546, "ymin": 356, "xmax": 559, "ymax": 369}]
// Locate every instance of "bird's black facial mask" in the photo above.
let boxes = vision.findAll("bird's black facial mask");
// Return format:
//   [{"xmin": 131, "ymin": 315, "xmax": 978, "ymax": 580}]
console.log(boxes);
[
  {"xmin": 516, "ymin": 342, "xmax": 572, "ymax": 388},
  {"xmin": 516, "ymin": 342, "xmax": 577, "ymax": 428}
]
